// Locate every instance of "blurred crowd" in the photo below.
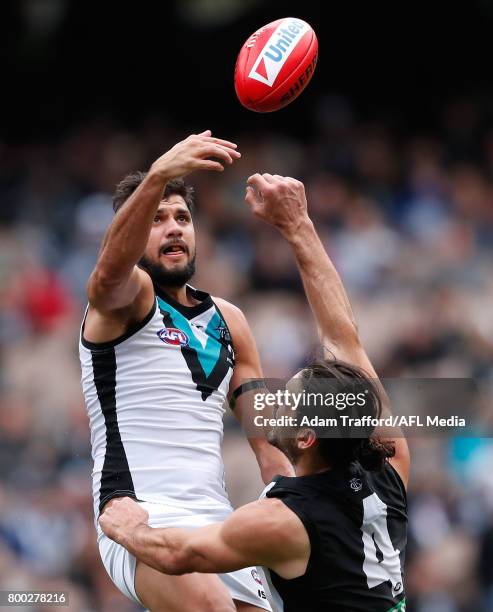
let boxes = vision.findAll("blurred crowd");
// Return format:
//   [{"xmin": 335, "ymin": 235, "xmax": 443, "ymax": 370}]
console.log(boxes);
[{"xmin": 0, "ymin": 95, "xmax": 493, "ymax": 611}]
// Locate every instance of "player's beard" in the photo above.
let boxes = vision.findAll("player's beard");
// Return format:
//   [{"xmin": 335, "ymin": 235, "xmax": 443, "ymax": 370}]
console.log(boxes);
[
  {"xmin": 268, "ymin": 428, "xmax": 301, "ymax": 465},
  {"xmin": 139, "ymin": 253, "xmax": 196, "ymax": 289}
]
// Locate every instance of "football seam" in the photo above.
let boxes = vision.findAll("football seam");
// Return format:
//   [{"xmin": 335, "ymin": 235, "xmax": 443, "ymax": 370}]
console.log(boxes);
[{"xmin": 237, "ymin": 44, "xmax": 260, "ymax": 112}]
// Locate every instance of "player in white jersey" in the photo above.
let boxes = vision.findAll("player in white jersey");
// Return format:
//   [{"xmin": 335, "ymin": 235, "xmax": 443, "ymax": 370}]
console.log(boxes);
[{"xmin": 79, "ymin": 131, "xmax": 292, "ymax": 611}]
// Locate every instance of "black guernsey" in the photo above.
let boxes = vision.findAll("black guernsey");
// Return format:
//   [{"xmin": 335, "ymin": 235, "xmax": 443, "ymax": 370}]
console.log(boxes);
[{"xmin": 265, "ymin": 461, "xmax": 407, "ymax": 612}]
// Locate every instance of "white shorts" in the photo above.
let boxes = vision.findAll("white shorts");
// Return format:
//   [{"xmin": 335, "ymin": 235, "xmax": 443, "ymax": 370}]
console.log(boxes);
[{"xmin": 98, "ymin": 501, "xmax": 272, "ymax": 611}]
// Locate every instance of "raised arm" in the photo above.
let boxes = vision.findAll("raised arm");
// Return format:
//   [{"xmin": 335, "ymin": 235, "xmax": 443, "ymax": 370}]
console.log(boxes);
[
  {"xmin": 84, "ymin": 131, "xmax": 241, "ymax": 341},
  {"xmin": 99, "ymin": 496, "xmax": 309, "ymax": 580},
  {"xmin": 245, "ymin": 173, "xmax": 410, "ymax": 487},
  {"xmin": 214, "ymin": 297, "xmax": 294, "ymax": 483}
]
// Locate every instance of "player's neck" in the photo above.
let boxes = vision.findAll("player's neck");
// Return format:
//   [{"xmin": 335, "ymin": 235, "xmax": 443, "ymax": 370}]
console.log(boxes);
[
  {"xmin": 159, "ymin": 284, "xmax": 196, "ymax": 307},
  {"xmin": 294, "ymin": 454, "xmax": 331, "ymax": 477}
]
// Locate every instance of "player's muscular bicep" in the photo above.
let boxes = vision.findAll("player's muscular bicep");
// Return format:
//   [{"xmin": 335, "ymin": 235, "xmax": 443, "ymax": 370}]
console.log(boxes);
[
  {"xmin": 182, "ymin": 500, "xmax": 309, "ymax": 577},
  {"xmin": 214, "ymin": 297, "xmax": 294, "ymax": 480},
  {"xmin": 217, "ymin": 499, "xmax": 311, "ymax": 578},
  {"xmin": 220, "ymin": 303, "xmax": 263, "ymax": 421},
  {"xmin": 213, "ymin": 298, "xmax": 263, "ymax": 394}
]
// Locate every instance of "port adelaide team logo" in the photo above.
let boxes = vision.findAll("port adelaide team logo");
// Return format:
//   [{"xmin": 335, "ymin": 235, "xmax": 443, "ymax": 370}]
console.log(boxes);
[{"xmin": 157, "ymin": 328, "xmax": 189, "ymax": 347}]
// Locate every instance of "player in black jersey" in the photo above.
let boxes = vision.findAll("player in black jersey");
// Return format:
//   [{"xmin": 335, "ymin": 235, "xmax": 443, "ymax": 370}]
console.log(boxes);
[{"xmin": 100, "ymin": 173, "xmax": 410, "ymax": 612}]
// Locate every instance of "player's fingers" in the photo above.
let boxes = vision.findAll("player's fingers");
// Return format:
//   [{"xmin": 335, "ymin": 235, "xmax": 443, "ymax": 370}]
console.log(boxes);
[
  {"xmin": 200, "ymin": 142, "xmax": 241, "ymax": 159},
  {"xmin": 196, "ymin": 130, "xmax": 212, "ymax": 137},
  {"xmin": 245, "ymin": 187, "xmax": 264, "ymax": 217},
  {"xmin": 284, "ymin": 175, "xmax": 302, "ymax": 186},
  {"xmin": 202, "ymin": 136, "xmax": 238, "ymax": 149},
  {"xmin": 247, "ymin": 173, "xmax": 271, "ymax": 192},
  {"xmin": 262, "ymin": 173, "xmax": 276, "ymax": 183},
  {"xmin": 219, "ymin": 146, "xmax": 241, "ymax": 158},
  {"xmin": 244, "ymin": 186, "xmax": 255, "ymax": 206},
  {"xmin": 245, "ymin": 185, "xmax": 261, "ymax": 206},
  {"xmin": 199, "ymin": 160, "xmax": 225, "ymax": 172},
  {"xmin": 201, "ymin": 145, "xmax": 234, "ymax": 164}
]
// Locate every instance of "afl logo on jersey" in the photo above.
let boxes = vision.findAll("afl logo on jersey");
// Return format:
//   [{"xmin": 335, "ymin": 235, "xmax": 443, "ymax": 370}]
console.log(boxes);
[
  {"xmin": 157, "ymin": 328, "xmax": 189, "ymax": 347},
  {"xmin": 251, "ymin": 569, "xmax": 263, "ymax": 585}
]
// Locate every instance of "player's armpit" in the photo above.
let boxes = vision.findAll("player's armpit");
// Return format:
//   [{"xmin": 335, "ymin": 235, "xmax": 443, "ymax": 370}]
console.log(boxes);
[{"xmin": 388, "ymin": 438, "xmax": 410, "ymax": 490}]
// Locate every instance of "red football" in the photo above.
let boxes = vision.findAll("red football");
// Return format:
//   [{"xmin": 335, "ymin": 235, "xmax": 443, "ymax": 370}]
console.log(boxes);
[{"xmin": 234, "ymin": 17, "xmax": 318, "ymax": 113}]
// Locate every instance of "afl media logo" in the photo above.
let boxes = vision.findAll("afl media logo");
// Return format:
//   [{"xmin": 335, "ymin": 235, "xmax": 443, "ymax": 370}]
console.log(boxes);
[{"xmin": 157, "ymin": 328, "xmax": 189, "ymax": 347}]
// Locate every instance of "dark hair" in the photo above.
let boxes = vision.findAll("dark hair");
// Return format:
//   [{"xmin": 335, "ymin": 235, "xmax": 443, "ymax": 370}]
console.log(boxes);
[
  {"xmin": 297, "ymin": 359, "xmax": 395, "ymax": 471},
  {"xmin": 112, "ymin": 172, "xmax": 195, "ymax": 214}
]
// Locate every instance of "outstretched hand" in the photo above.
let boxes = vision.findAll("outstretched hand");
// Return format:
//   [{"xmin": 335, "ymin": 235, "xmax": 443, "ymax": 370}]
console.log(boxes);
[
  {"xmin": 151, "ymin": 130, "xmax": 241, "ymax": 181},
  {"xmin": 245, "ymin": 173, "xmax": 310, "ymax": 239}
]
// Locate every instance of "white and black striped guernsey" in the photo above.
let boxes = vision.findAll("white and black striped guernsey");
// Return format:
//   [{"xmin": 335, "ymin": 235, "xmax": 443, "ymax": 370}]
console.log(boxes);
[
  {"xmin": 264, "ymin": 462, "xmax": 407, "ymax": 612},
  {"xmin": 79, "ymin": 285, "xmax": 235, "ymax": 524}
]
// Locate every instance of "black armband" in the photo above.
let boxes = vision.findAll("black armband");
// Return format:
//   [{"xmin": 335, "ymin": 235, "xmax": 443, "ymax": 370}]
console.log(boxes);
[{"xmin": 229, "ymin": 379, "xmax": 268, "ymax": 411}]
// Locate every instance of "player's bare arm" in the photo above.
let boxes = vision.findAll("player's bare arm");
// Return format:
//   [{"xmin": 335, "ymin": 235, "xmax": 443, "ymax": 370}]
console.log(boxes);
[
  {"xmin": 100, "ymin": 496, "xmax": 310, "ymax": 580},
  {"xmin": 84, "ymin": 131, "xmax": 241, "ymax": 343},
  {"xmin": 215, "ymin": 297, "xmax": 295, "ymax": 482},
  {"xmin": 245, "ymin": 173, "xmax": 410, "ymax": 487}
]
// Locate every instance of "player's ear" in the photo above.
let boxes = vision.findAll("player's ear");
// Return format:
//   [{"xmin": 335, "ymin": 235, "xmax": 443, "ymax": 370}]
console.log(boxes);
[{"xmin": 296, "ymin": 428, "xmax": 317, "ymax": 450}]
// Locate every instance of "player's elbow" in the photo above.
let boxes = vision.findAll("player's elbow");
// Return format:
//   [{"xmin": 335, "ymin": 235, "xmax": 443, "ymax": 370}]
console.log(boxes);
[
  {"xmin": 154, "ymin": 549, "xmax": 189, "ymax": 575},
  {"xmin": 322, "ymin": 318, "xmax": 360, "ymax": 349},
  {"xmin": 86, "ymin": 266, "xmax": 131, "ymax": 310},
  {"xmin": 338, "ymin": 313, "xmax": 359, "ymax": 337},
  {"xmin": 86, "ymin": 271, "xmax": 110, "ymax": 309},
  {"xmin": 156, "ymin": 545, "xmax": 197, "ymax": 576},
  {"xmin": 88, "ymin": 267, "xmax": 119, "ymax": 295}
]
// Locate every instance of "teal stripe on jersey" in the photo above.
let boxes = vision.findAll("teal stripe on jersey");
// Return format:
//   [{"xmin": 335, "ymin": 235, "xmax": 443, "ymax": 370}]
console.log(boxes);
[{"xmin": 157, "ymin": 297, "xmax": 223, "ymax": 377}]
